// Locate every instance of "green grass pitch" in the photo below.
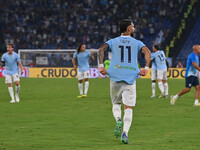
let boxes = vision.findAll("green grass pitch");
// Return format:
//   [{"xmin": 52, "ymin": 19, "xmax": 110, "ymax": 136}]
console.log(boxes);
[{"xmin": 0, "ymin": 78, "xmax": 200, "ymax": 150}]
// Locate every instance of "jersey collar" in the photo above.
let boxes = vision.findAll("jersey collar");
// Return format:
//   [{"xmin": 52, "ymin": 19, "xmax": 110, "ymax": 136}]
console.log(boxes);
[
  {"xmin": 120, "ymin": 35, "xmax": 131, "ymax": 37},
  {"xmin": 192, "ymin": 52, "xmax": 198, "ymax": 56}
]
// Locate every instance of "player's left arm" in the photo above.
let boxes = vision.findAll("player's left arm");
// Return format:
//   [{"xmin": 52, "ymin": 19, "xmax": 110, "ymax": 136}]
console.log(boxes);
[
  {"xmin": 98, "ymin": 43, "xmax": 109, "ymax": 75},
  {"xmin": 191, "ymin": 55, "xmax": 200, "ymax": 71},
  {"xmin": 18, "ymin": 61, "xmax": 23, "ymax": 75},
  {"xmin": 90, "ymin": 51, "xmax": 95, "ymax": 61},
  {"xmin": 0, "ymin": 55, "xmax": 5, "ymax": 68},
  {"xmin": 72, "ymin": 58, "xmax": 77, "ymax": 69},
  {"xmin": 192, "ymin": 62, "xmax": 200, "ymax": 71}
]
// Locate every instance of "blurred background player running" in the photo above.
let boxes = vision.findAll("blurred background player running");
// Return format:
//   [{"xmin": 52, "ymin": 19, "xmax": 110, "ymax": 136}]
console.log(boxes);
[{"xmin": 171, "ymin": 45, "xmax": 200, "ymax": 107}]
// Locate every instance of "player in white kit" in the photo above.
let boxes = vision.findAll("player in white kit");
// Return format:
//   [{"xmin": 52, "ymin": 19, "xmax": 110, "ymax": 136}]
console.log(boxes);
[{"xmin": 0, "ymin": 44, "xmax": 23, "ymax": 103}]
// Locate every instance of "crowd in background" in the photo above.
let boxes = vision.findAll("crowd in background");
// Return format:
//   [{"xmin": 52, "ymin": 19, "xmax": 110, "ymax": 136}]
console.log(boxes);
[{"xmin": 0, "ymin": 0, "xmax": 187, "ymax": 51}]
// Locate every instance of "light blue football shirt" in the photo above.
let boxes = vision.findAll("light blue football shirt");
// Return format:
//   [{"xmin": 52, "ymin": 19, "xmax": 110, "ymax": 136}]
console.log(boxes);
[
  {"xmin": 185, "ymin": 52, "xmax": 199, "ymax": 77},
  {"xmin": 1, "ymin": 52, "xmax": 20, "ymax": 75},
  {"xmin": 151, "ymin": 53, "xmax": 157, "ymax": 70},
  {"xmin": 106, "ymin": 35, "xmax": 145, "ymax": 85},
  {"xmin": 151, "ymin": 50, "xmax": 167, "ymax": 70},
  {"xmin": 73, "ymin": 51, "xmax": 91, "ymax": 72}
]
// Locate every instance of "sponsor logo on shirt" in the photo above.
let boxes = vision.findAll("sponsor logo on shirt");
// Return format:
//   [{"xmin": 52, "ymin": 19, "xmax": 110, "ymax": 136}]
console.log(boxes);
[{"xmin": 114, "ymin": 65, "xmax": 136, "ymax": 70}]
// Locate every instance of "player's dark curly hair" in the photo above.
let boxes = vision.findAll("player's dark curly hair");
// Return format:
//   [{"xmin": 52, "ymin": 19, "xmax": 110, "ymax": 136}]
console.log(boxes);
[
  {"xmin": 77, "ymin": 43, "xmax": 84, "ymax": 54},
  {"xmin": 153, "ymin": 45, "xmax": 160, "ymax": 50},
  {"xmin": 119, "ymin": 19, "xmax": 133, "ymax": 33},
  {"xmin": 7, "ymin": 43, "xmax": 14, "ymax": 48}
]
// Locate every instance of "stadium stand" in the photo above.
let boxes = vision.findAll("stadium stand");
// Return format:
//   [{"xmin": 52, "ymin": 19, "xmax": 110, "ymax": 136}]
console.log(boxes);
[
  {"xmin": 165, "ymin": 0, "xmax": 200, "ymax": 66},
  {"xmin": 176, "ymin": 16, "xmax": 200, "ymax": 66},
  {"xmin": 0, "ymin": 0, "xmax": 188, "ymax": 52}
]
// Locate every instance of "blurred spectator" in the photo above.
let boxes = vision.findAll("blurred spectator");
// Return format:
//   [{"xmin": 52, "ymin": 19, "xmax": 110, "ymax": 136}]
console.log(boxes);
[
  {"xmin": 29, "ymin": 60, "xmax": 35, "ymax": 67},
  {"xmin": 176, "ymin": 61, "xmax": 183, "ymax": 68},
  {"xmin": 0, "ymin": 0, "xmax": 186, "ymax": 50}
]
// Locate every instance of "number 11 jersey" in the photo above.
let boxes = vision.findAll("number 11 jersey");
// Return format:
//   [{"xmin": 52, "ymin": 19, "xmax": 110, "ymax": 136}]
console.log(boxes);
[{"xmin": 106, "ymin": 35, "xmax": 145, "ymax": 85}]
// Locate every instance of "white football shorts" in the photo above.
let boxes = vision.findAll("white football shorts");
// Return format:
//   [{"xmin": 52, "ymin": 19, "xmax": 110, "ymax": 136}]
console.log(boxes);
[
  {"xmin": 157, "ymin": 69, "xmax": 167, "ymax": 80},
  {"xmin": 151, "ymin": 69, "xmax": 157, "ymax": 81},
  {"xmin": 78, "ymin": 71, "xmax": 90, "ymax": 80},
  {"xmin": 110, "ymin": 80, "xmax": 136, "ymax": 107},
  {"xmin": 5, "ymin": 73, "xmax": 20, "ymax": 83}
]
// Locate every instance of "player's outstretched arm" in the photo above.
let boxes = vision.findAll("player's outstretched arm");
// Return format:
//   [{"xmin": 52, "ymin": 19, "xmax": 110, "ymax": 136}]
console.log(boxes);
[
  {"xmin": 72, "ymin": 58, "xmax": 77, "ymax": 69},
  {"xmin": 192, "ymin": 62, "xmax": 200, "ymax": 71},
  {"xmin": 18, "ymin": 61, "xmax": 23, "ymax": 75}
]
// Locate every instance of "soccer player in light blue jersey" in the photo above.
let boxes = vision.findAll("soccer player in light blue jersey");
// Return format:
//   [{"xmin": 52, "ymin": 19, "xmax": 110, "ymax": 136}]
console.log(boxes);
[
  {"xmin": 151, "ymin": 45, "xmax": 169, "ymax": 98},
  {"xmin": 72, "ymin": 44, "xmax": 95, "ymax": 98},
  {"xmin": 98, "ymin": 19, "xmax": 151, "ymax": 144},
  {"xmin": 151, "ymin": 58, "xmax": 157, "ymax": 98},
  {"xmin": 0, "ymin": 44, "xmax": 23, "ymax": 103},
  {"xmin": 171, "ymin": 45, "xmax": 200, "ymax": 107}
]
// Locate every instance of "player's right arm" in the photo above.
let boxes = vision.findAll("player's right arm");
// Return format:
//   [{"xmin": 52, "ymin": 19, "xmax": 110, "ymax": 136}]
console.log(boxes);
[
  {"xmin": 98, "ymin": 43, "xmax": 109, "ymax": 64},
  {"xmin": 72, "ymin": 52, "xmax": 77, "ymax": 69},
  {"xmin": 0, "ymin": 54, "xmax": 5, "ymax": 68},
  {"xmin": 72, "ymin": 57, "xmax": 77, "ymax": 69},
  {"xmin": 98, "ymin": 43, "xmax": 109, "ymax": 75}
]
